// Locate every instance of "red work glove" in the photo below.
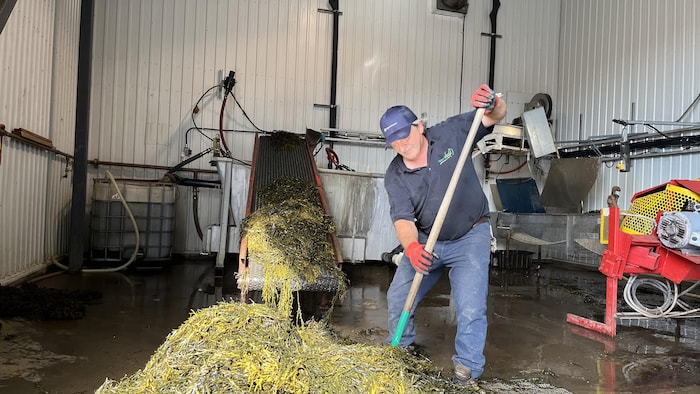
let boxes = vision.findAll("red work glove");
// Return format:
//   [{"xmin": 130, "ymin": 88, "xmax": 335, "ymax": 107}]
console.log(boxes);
[
  {"xmin": 470, "ymin": 84, "xmax": 499, "ymax": 114},
  {"xmin": 404, "ymin": 242, "xmax": 433, "ymax": 274}
]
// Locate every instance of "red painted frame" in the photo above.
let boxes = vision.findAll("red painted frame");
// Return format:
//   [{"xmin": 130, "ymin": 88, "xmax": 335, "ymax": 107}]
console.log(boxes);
[{"xmin": 567, "ymin": 205, "xmax": 700, "ymax": 336}]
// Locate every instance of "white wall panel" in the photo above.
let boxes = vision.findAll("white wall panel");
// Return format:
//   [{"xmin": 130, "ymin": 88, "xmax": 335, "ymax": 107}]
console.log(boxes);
[
  {"xmin": 89, "ymin": 0, "xmax": 338, "ymax": 253},
  {"xmin": 45, "ymin": 156, "xmax": 73, "ymax": 256},
  {"xmin": 337, "ymin": 0, "xmax": 464, "ymax": 136},
  {"xmin": 0, "ymin": 143, "xmax": 46, "ymax": 282},
  {"xmin": 47, "ymin": 0, "xmax": 80, "ymax": 258},
  {"xmin": 0, "ymin": 0, "xmax": 54, "ymax": 134},
  {"xmin": 494, "ymin": 0, "xmax": 561, "ymax": 120},
  {"xmin": 50, "ymin": 0, "xmax": 81, "ymax": 152},
  {"xmin": 0, "ymin": 0, "xmax": 80, "ymax": 283},
  {"xmin": 89, "ymin": 0, "xmax": 331, "ymax": 169},
  {"xmin": 329, "ymin": 0, "xmax": 561, "ymax": 174},
  {"xmin": 557, "ymin": 0, "xmax": 700, "ymax": 211}
]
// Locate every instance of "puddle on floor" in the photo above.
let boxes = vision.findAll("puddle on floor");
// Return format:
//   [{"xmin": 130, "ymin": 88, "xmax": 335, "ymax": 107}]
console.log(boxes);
[{"xmin": 1, "ymin": 259, "xmax": 699, "ymax": 393}]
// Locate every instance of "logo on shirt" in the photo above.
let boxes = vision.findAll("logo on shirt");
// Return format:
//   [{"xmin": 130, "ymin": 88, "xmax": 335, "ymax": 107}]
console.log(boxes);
[{"xmin": 438, "ymin": 148, "xmax": 454, "ymax": 165}]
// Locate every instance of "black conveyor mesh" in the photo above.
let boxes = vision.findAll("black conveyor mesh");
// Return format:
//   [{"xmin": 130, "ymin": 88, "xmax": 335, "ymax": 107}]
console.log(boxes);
[{"xmin": 250, "ymin": 135, "xmax": 315, "ymax": 212}]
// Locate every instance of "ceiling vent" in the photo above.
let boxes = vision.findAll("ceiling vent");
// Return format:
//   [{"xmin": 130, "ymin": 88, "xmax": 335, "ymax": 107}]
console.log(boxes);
[{"xmin": 433, "ymin": 0, "xmax": 469, "ymax": 18}]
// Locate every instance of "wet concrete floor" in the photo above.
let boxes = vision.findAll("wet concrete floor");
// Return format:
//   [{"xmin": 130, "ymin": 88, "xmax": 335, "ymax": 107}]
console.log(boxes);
[{"xmin": 1, "ymin": 258, "xmax": 700, "ymax": 393}]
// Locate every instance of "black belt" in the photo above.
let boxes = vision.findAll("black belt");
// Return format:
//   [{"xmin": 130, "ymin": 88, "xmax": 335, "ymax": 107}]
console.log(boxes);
[{"xmin": 472, "ymin": 216, "xmax": 489, "ymax": 228}]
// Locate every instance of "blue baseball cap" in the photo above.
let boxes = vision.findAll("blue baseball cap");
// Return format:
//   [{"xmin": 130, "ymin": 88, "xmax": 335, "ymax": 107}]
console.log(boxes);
[{"xmin": 380, "ymin": 105, "xmax": 418, "ymax": 147}]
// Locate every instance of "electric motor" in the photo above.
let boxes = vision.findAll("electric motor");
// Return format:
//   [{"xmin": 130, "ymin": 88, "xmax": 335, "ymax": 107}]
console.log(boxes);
[{"xmin": 656, "ymin": 211, "xmax": 700, "ymax": 250}]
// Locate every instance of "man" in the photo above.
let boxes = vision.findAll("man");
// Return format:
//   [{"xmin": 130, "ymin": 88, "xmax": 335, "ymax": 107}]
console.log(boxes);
[{"xmin": 380, "ymin": 85, "xmax": 506, "ymax": 387}]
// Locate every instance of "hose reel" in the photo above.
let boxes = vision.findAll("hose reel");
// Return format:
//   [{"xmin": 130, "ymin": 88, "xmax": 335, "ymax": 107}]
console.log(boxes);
[{"xmin": 524, "ymin": 93, "xmax": 553, "ymax": 119}]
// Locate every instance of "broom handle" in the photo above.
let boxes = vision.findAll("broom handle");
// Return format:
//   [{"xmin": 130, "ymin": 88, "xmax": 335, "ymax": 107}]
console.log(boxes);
[{"xmin": 391, "ymin": 108, "xmax": 486, "ymax": 346}]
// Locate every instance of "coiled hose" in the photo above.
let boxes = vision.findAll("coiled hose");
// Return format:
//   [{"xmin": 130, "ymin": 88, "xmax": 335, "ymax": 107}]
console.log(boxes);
[{"xmin": 623, "ymin": 274, "xmax": 700, "ymax": 318}]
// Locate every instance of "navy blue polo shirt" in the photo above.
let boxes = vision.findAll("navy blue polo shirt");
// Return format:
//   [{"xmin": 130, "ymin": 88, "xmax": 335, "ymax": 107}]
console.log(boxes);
[{"xmin": 384, "ymin": 110, "xmax": 491, "ymax": 241}]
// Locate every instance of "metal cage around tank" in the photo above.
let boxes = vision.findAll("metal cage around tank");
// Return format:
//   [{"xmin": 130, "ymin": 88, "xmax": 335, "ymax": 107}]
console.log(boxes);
[{"xmin": 90, "ymin": 179, "xmax": 176, "ymax": 262}]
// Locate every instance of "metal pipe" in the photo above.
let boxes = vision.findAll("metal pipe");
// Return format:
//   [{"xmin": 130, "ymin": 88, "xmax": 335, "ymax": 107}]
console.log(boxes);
[
  {"xmin": 214, "ymin": 158, "xmax": 233, "ymax": 269},
  {"xmin": 319, "ymin": 127, "xmax": 383, "ymax": 137},
  {"xmin": 560, "ymin": 135, "xmax": 700, "ymax": 159},
  {"xmin": 166, "ymin": 147, "xmax": 213, "ymax": 174},
  {"xmin": 612, "ymin": 119, "xmax": 700, "ymax": 127},
  {"xmin": 317, "ymin": 168, "xmax": 385, "ymax": 179},
  {"xmin": 87, "ymin": 159, "xmax": 219, "ymax": 175},
  {"xmin": 329, "ymin": 0, "xmax": 340, "ymax": 132},
  {"xmin": 0, "ymin": 129, "xmax": 74, "ymax": 159},
  {"xmin": 324, "ymin": 137, "xmax": 384, "ymax": 147},
  {"xmin": 676, "ymin": 92, "xmax": 700, "ymax": 122},
  {"xmin": 601, "ymin": 146, "xmax": 700, "ymax": 162},
  {"xmin": 557, "ymin": 125, "xmax": 700, "ymax": 147},
  {"xmin": 578, "ymin": 114, "xmax": 583, "ymax": 141},
  {"xmin": 481, "ymin": 0, "xmax": 501, "ymax": 88}
]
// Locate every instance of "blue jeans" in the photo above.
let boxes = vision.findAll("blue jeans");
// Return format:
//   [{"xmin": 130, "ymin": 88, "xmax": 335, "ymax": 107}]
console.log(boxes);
[{"xmin": 386, "ymin": 221, "xmax": 491, "ymax": 378}]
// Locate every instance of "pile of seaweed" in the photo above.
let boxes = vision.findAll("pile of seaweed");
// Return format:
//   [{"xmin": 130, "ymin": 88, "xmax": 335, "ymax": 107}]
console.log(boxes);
[
  {"xmin": 96, "ymin": 162, "xmax": 464, "ymax": 393},
  {"xmin": 269, "ymin": 130, "xmax": 305, "ymax": 150},
  {"xmin": 240, "ymin": 177, "xmax": 347, "ymax": 318},
  {"xmin": 0, "ymin": 282, "xmax": 101, "ymax": 321},
  {"xmin": 95, "ymin": 301, "xmax": 461, "ymax": 394}
]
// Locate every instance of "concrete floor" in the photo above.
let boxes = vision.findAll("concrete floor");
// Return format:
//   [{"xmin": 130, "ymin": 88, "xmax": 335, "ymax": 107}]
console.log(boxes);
[{"xmin": 2, "ymin": 257, "xmax": 700, "ymax": 393}]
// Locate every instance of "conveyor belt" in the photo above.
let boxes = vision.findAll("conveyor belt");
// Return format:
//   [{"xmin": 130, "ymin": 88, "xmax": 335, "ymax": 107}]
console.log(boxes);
[
  {"xmin": 249, "ymin": 135, "xmax": 315, "ymax": 213},
  {"xmin": 238, "ymin": 133, "xmax": 342, "ymax": 292}
]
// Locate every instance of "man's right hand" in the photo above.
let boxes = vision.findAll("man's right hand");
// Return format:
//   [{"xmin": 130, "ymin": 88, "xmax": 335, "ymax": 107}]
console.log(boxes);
[
  {"xmin": 404, "ymin": 242, "xmax": 433, "ymax": 274},
  {"xmin": 471, "ymin": 84, "xmax": 499, "ymax": 114}
]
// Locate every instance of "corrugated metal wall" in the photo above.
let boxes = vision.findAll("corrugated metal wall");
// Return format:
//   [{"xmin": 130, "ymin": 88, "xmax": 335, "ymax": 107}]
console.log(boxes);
[
  {"xmin": 327, "ymin": 0, "xmax": 561, "ymax": 173},
  {"xmin": 324, "ymin": 0, "xmax": 464, "ymax": 175},
  {"xmin": 557, "ymin": 0, "xmax": 700, "ymax": 211},
  {"xmin": 85, "ymin": 0, "xmax": 564, "ymax": 254},
  {"xmin": 87, "ymin": 0, "xmax": 336, "ymax": 252},
  {"xmin": 3, "ymin": 1, "xmax": 698, "ymax": 273},
  {"xmin": 0, "ymin": 0, "xmax": 80, "ymax": 284},
  {"xmin": 89, "ymin": 0, "xmax": 333, "ymax": 165}
]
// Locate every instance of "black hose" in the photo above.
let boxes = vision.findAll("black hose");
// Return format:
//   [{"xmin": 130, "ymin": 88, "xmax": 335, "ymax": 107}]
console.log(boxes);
[
  {"xmin": 219, "ymin": 94, "xmax": 232, "ymax": 156},
  {"xmin": 193, "ymin": 187, "xmax": 203, "ymax": 240}
]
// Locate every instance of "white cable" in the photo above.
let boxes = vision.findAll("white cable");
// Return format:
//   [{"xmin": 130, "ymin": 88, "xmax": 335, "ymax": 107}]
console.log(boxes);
[
  {"xmin": 51, "ymin": 170, "xmax": 140, "ymax": 273},
  {"xmin": 623, "ymin": 274, "xmax": 700, "ymax": 318},
  {"xmin": 679, "ymin": 280, "xmax": 700, "ymax": 298},
  {"xmin": 623, "ymin": 275, "xmax": 676, "ymax": 318}
]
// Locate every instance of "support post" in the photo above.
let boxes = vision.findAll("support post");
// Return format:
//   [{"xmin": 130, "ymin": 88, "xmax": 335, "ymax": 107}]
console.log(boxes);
[
  {"xmin": 69, "ymin": 0, "xmax": 94, "ymax": 272},
  {"xmin": 566, "ymin": 207, "xmax": 621, "ymax": 336}
]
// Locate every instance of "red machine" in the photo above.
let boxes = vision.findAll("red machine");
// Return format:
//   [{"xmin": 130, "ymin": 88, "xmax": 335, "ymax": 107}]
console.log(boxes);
[{"xmin": 567, "ymin": 180, "xmax": 700, "ymax": 336}]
